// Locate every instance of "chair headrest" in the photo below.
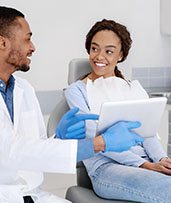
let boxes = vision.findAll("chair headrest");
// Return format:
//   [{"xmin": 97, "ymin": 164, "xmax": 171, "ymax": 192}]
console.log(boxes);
[{"xmin": 68, "ymin": 58, "xmax": 92, "ymax": 85}]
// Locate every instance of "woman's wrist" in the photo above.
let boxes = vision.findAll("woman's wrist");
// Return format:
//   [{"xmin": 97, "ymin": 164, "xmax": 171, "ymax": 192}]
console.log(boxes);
[
  {"xmin": 93, "ymin": 135, "xmax": 105, "ymax": 152},
  {"xmin": 139, "ymin": 161, "xmax": 154, "ymax": 170}
]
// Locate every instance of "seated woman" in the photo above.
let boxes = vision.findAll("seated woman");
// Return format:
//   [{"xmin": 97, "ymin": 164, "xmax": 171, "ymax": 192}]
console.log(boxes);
[{"xmin": 64, "ymin": 19, "xmax": 171, "ymax": 202}]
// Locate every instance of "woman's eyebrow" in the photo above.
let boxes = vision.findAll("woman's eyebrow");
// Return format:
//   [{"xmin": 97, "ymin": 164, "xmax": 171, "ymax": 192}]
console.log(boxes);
[
  {"xmin": 105, "ymin": 45, "xmax": 116, "ymax": 49},
  {"xmin": 91, "ymin": 42, "xmax": 99, "ymax": 47},
  {"xmin": 91, "ymin": 42, "xmax": 116, "ymax": 49}
]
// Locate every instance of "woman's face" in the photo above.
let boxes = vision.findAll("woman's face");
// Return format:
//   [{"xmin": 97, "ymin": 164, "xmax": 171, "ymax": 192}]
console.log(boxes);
[{"xmin": 89, "ymin": 30, "xmax": 122, "ymax": 79}]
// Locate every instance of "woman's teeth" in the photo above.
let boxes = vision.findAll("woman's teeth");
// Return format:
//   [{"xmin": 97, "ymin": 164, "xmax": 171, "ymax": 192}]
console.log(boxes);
[{"xmin": 95, "ymin": 63, "xmax": 106, "ymax": 67}]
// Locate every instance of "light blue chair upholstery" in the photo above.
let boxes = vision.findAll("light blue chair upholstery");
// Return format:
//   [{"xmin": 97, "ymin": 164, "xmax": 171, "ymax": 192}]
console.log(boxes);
[{"xmin": 47, "ymin": 58, "xmax": 135, "ymax": 203}]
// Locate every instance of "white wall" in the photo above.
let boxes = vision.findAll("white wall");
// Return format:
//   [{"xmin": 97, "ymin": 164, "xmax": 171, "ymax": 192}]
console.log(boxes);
[{"xmin": 1, "ymin": 0, "xmax": 171, "ymax": 91}]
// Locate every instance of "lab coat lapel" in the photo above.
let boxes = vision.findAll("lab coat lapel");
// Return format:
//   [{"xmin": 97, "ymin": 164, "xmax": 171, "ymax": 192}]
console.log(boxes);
[
  {"xmin": 0, "ymin": 94, "xmax": 12, "ymax": 122},
  {"xmin": 13, "ymin": 82, "xmax": 24, "ymax": 133}
]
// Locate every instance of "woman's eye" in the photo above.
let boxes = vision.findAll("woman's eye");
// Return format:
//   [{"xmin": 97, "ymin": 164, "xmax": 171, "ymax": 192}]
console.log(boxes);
[
  {"xmin": 91, "ymin": 46, "xmax": 98, "ymax": 52},
  {"xmin": 106, "ymin": 50, "xmax": 113, "ymax": 55}
]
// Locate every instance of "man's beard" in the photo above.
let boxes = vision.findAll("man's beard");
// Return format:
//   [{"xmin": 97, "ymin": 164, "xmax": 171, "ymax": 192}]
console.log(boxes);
[
  {"xmin": 16, "ymin": 64, "xmax": 30, "ymax": 72},
  {"xmin": 7, "ymin": 49, "xmax": 30, "ymax": 72}
]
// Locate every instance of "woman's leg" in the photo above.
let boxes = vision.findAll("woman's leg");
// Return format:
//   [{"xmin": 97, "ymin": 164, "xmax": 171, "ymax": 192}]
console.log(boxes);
[{"xmin": 90, "ymin": 163, "xmax": 171, "ymax": 203}]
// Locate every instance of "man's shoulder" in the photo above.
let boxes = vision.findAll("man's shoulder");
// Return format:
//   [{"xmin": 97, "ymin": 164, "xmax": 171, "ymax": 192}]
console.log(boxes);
[{"xmin": 14, "ymin": 75, "xmax": 34, "ymax": 91}]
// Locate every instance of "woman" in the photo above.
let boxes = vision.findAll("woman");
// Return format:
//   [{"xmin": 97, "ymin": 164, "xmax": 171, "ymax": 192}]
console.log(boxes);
[{"xmin": 64, "ymin": 19, "xmax": 171, "ymax": 202}]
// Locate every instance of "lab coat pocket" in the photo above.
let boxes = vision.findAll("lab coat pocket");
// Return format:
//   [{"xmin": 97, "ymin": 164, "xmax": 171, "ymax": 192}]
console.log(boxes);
[
  {"xmin": 19, "ymin": 111, "xmax": 39, "ymax": 139},
  {"xmin": 0, "ymin": 185, "xmax": 24, "ymax": 203}
]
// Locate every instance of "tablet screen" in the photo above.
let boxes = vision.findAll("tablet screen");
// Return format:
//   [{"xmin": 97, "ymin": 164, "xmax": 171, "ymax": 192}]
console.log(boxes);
[{"xmin": 97, "ymin": 97, "xmax": 167, "ymax": 137}]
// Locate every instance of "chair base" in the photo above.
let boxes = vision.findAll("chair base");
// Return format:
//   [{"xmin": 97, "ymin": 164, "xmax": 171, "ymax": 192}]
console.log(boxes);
[{"xmin": 65, "ymin": 186, "xmax": 134, "ymax": 203}]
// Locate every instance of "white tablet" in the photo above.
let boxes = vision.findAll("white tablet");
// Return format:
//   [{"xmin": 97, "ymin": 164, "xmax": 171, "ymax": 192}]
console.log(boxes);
[{"xmin": 97, "ymin": 97, "xmax": 167, "ymax": 137}]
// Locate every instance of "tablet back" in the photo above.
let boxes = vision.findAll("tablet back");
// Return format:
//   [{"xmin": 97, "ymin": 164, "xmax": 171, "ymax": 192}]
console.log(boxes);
[{"xmin": 97, "ymin": 97, "xmax": 167, "ymax": 137}]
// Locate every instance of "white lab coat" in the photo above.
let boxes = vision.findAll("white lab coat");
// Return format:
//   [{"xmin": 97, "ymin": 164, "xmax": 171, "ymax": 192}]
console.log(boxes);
[{"xmin": 0, "ymin": 76, "xmax": 77, "ymax": 203}]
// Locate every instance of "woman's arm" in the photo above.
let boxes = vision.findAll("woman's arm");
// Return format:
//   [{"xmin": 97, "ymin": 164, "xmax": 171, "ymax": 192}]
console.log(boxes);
[
  {"xmin": 64, "ymin": 81, "xmax": 103, "ymax": 161},
  {"xmin": 140, "ymin": 157, "xmax": 171, "ymax": 175},
  {"xmin": 64, "ymin": 81, "xmax": 97, "ymax": 138},
  {"xmin": 142, "ymin": 136, "xmax": 167, "ymax": 162}
]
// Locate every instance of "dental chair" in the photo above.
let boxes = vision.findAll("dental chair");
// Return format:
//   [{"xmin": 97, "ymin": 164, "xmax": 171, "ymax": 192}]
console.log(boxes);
[{"xmin": 47, "ymin": 58, "xmax": 134, "ymax": 203}]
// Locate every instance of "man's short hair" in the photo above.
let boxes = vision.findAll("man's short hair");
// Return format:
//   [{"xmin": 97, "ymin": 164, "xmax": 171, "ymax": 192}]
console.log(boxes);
[{"xmin": 0, "ymin": 6, "xmax": 25, "ymax": 38}]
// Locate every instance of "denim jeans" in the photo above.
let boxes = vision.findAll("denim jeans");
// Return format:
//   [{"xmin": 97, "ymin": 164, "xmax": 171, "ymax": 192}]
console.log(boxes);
[{"xmin": 89, "ymin": 162, "xmax": 171, "ymax": 203}]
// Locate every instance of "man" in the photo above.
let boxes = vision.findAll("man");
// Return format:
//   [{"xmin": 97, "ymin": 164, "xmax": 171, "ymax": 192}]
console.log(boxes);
[{"xmin": 0, "ymin": 6, "xmax": 143, "ymax": 203}]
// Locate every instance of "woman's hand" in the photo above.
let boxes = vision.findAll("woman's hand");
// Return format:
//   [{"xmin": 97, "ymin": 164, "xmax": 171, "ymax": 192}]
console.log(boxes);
[{"xmin": 140, "ymin": 157, "xmax": 171, "ymax": 175}]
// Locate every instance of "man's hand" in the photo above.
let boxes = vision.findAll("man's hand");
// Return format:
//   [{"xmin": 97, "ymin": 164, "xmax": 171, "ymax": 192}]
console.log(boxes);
[
  {"xmin": 102, "ymin": 121, "xmax": 144, "ymax": 152},
  {"xmin": 140, "ymin": 158, "xmax": 171, "ymax": 175},
  {"xmin": 55, "ymin": 107, "xmax": 99, "ymax": 139}
]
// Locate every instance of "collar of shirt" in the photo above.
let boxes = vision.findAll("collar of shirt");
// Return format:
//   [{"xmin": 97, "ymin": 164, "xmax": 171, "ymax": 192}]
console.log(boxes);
[{"xmin": 0, "ymin": 75, "xmax": 15, "ymax": 94}]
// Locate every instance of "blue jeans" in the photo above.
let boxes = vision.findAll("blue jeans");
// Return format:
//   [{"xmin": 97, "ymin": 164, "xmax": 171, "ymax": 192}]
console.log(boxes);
[{"xmin": 89, "ymin": 162, "xmax": 171, "ymax": 203}]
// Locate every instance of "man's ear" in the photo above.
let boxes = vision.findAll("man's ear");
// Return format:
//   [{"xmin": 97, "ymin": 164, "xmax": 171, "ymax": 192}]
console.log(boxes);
[{"xmin": 0, "ymin": 35, "xmax": 7, "ymax": 50}]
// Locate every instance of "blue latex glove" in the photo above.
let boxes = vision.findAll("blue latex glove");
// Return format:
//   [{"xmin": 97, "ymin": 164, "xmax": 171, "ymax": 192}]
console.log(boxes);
[
  {"xmin": 102, "ymin": 121, "xmax": 144, "ymax": 152},
  {"xmin": 55, "ymin": 107, "xmax": 99, "ymax": 139}
]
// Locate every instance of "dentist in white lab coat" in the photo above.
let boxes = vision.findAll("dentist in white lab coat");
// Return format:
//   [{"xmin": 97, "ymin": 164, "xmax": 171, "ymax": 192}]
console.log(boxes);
[{"xmin": 0, "ymin": 6, "xmax": 99, "ymax": 203}]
